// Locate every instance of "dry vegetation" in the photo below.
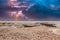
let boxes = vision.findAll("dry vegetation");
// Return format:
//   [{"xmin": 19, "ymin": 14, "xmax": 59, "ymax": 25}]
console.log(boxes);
[{"xmin": 0, "ymin": 21, "xmax": 60, "ymax": 40}]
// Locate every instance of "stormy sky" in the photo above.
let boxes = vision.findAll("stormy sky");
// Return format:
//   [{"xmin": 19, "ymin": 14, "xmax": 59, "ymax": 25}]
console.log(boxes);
[{"xmin": 0, "ymin": 0, "xmax": 60, "ymax": 21}]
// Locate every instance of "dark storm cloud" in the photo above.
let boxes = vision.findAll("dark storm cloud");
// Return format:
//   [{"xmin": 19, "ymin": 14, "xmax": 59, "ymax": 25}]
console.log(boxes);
[
  {"xmin": 23, "ymin": 4, "xmax": 60, "ymax": 20},
  {"xmin": 0, "ymin": 0, "xmax": 60, "ymax": 21},
  {"xmin": 23, "ymin": 0, "xmax": 60, "ymax": 21},
  {"xmin": 0, "ymin": 0, "xmax": 7, "ymax": 15}
]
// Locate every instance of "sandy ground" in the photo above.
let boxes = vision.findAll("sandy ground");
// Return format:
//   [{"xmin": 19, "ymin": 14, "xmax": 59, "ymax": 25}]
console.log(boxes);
[{"xmin": 0, "ymin": 21, "xmax": 60, "ymax": 40}]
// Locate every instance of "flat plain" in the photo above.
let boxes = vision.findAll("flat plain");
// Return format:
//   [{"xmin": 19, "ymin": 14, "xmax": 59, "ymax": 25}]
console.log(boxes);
[{"xmin": 0, "ymin": 21, "xmax": 60, "ymax": 40}]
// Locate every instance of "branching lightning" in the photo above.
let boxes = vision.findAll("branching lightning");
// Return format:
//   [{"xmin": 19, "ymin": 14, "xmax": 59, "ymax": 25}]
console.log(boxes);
[{"xmin": 6, "ymin": 0, "xmax": 30, "ymax": 20}]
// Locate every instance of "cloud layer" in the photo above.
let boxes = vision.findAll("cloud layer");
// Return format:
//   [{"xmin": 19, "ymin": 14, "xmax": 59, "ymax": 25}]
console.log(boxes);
[{"xmin": 0, "ymin": 0, "xmax": 60, "ymax": 21}]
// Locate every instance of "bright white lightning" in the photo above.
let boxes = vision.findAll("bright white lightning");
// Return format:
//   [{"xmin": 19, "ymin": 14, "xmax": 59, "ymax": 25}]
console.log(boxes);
[
  {"xmin": 10, "ymin": 0, "xmax": 17, "ymax": 1},
  {"xmin": 7, "ymin": 0, "xmax": 26, "ymax": 8},
  {"xmin": 7, "ymin": 0, "xmax": 18, "ymax": 7},
  {"xmin": 8, "ymin": 11, "xmax": 27, "ymax": 20},
  {"xmin": 7, "ymin": 0, "xmax": 33, "ymax": 20},
  {"xmin": 10, "ymin": 11, "xmax": 23, "ymax": 20}
]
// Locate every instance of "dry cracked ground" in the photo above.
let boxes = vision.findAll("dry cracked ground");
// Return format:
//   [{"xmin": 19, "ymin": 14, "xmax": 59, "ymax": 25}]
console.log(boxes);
[{"xmin": 0, "ymin": 21, "xmax": 60, "ymax": 40}]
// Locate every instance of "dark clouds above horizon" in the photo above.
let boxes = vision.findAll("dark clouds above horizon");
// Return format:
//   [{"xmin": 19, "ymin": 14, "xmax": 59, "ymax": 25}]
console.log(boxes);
[{"xmin": 0, "ymin": 0, "xmax": 60, "ymax": 21}]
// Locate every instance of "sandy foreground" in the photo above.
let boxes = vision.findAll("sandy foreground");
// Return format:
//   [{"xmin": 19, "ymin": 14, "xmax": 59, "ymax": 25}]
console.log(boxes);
[{"xmin": 0, "ymin": 21, "xmax": 60, "ymax": 40}]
